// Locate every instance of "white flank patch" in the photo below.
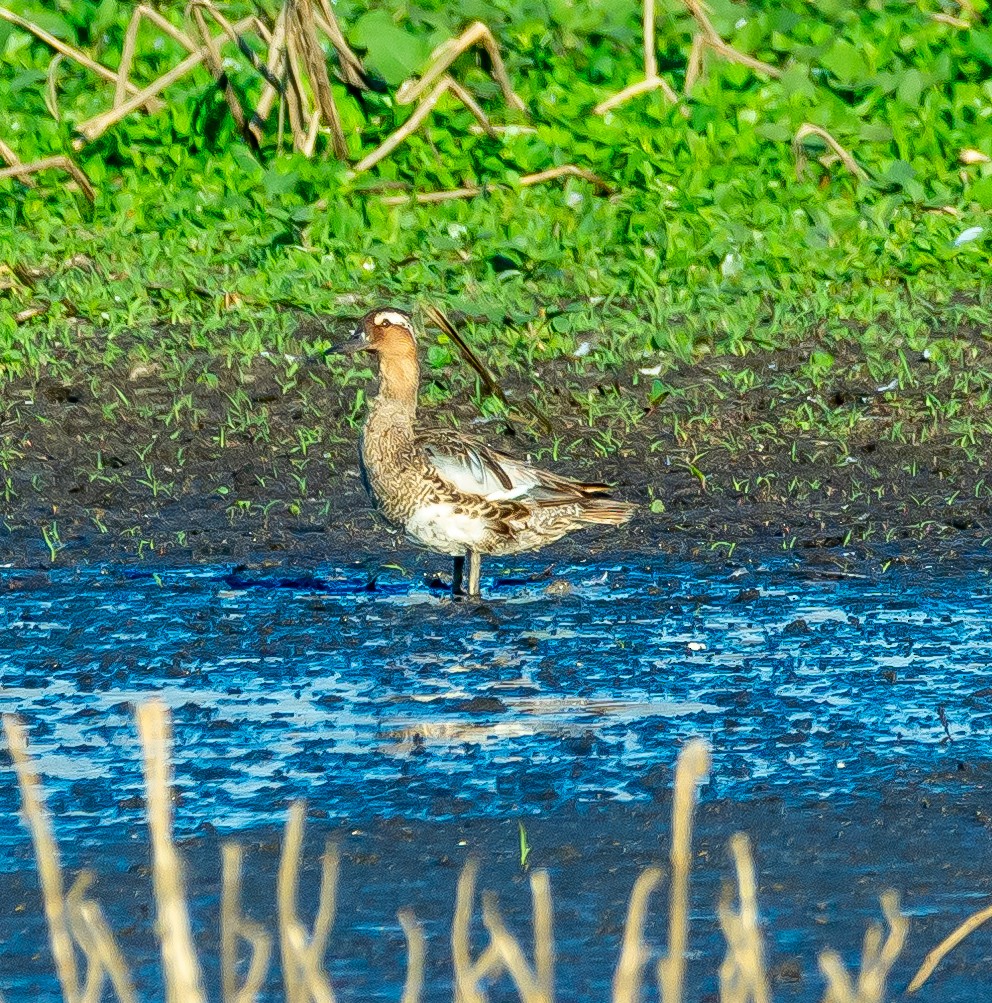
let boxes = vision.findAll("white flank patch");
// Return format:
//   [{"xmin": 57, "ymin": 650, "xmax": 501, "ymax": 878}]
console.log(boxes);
[
  {"xmin": 406, "ymin": 503, "xmax": 488, "ymax": 554},
  {"xmin": 485, "ymin": 484, "xmax": 531, "ymax": 502}
]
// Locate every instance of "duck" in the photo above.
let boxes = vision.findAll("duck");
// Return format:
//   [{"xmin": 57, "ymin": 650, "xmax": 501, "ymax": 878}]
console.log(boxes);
[{"xmin": 340, "ymin": 307, "xmax": 636, "ymax": 597}]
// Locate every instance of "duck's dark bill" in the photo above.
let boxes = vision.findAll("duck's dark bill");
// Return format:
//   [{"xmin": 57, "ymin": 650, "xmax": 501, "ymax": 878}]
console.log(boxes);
[{"xmin": 328, "ymin": 330, "xmax": 366, "ymax": 356}]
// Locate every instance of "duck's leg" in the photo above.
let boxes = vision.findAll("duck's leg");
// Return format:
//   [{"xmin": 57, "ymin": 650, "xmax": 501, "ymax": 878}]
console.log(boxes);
[
  {"xmin": 452, "ymin": 555, "xmax": 465, "ymax": 595},
  {"xmin": 467, "ymin": 550, "xmax": 482, "ymax": 597}
]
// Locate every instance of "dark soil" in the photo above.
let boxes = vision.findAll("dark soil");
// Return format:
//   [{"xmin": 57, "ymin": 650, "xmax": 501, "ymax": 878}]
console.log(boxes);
[{"xmin": 1, "ymin": 337, "xmax": 990, "ymax": 566}]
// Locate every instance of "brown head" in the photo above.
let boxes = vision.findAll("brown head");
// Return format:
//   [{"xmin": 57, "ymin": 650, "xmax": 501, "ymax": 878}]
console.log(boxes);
[{"xmin": 341, "ymin": 307, "xmax": 419, "ymax": 403}]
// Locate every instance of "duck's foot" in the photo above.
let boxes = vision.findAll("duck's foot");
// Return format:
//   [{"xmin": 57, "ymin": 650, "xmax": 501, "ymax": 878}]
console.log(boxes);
[{"xmin": 494, "ymin": 563, "xmax": 556, "ymax": 587}]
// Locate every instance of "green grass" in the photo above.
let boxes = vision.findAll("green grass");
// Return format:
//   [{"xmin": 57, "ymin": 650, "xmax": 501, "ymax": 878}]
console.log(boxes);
[{"xmin": 2, "ymin": 0, "xmax": 992, "ymax": 384}]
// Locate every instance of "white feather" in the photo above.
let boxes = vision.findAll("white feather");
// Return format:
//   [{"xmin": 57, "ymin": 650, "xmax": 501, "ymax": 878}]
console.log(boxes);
[{"xmin": 405, "ymin": 503, "xmax": 488, "ymax": 554}]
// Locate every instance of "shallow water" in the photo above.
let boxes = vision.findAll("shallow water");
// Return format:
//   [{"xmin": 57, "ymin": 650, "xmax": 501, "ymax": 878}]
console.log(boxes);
[
  {"xmin": 2, "ymin": 552, "xmax": 991, "ymax": 846},
  {"xmin": 4, "ymin": 551, "xmax": 992, "ymax": 1001}
]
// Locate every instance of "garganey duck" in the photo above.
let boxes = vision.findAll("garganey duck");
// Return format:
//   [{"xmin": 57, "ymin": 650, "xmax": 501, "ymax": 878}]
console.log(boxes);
[{"xmin": 341, "ymin": 307, "xmax": 636, "ymax": 597}]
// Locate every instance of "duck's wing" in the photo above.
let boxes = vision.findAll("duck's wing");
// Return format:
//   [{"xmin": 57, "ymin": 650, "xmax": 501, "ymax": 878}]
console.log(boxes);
[{"xmin": 417, "ymin": 429, "xmax": 611, "ymax": 503}]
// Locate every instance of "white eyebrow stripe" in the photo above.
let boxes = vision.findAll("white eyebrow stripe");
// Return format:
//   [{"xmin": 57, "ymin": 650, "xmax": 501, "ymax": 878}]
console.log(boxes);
[{"xmin": 373, "ymin": 310, "xmax": 412, "ymax": 329}]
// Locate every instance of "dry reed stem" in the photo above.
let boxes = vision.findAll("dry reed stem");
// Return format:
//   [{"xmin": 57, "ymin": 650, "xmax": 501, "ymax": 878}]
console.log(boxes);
[
  {"xmin": 136, "ymin": 700, "xmax": 207, "ymax": 1003},
  {"xmin": 396, "ymin": 21, "xmax": 526, "ymax": 112},
  {"xmin": 44, "ymin": 53, "xmax": 64, "ymax": 121},
  {"xmin": 65, "ymin": 872, "xmax": 138, "ymax": 1003},
  {"xmin": 678, "ymin": 0, "xmax": 782, "ymax": 91},
  {"xmin": 73, "ymin": 16, "xmax": 254, "ymax": 145},
  {"xmin": 594, "ymin": 75, "xmax": 679, "ymax": 114},
  {"xmin": 818, "ymin": 891, "xmax": 906, "ymax": 1003},
  {"xmin": 596, "ymin": 0, "xmax": 781, "ymax": 113},
  {"xmin": 717, "ymin": 835, "xmax": 770, "ymax": 1003},
  {"xmin": 612, "ymin": 867, "xmax": 665, "ymax": 1003},
  {"xmin": 907, "ymin": 899, "xmax": 992, "ymax": 992},
  {"xmin": 251, "ymin": 2, "xmax": 289, "ymax": 141},
  {"xmin": 313, "ymin": 0, "xmax": 369, "ymax": 90},
  {"xmin": 115, "ymin": 6, "xmax": 196, "ymax": 108},
  {"xmin": 190, "ymin": 2, "xmax": 250, "ymax": 135},
  {"xmin": 380, "ymin": 186, "xmax": 483, "ymax": 206},
  {"xmin": 277, "ymin": 802, "xmax": 339, "ymax": 1003},
  {"xmin": 452, "ymin": 859, "xmax": 503, "ymax": 1003},
  {"xmin": 423, "ymin": 304, "xmax": 553, "ymax": 435},
  {"xmin": 2, "ymin": 715, "xmax": 82, "ymax": 1003},
  {"xmin": 591, "ymin": 0, "xmax": 678, "ymax": 116},
  {"xmin": 289, "ymin": 0, "xmax": 348, "ymax": 159},
  {"xmin": 0, "ymin": 5, "xmax": 150, "ymax": 97},
  {"xmin": 658, "ymin": 739, "xmax": 711, "ymax": 1003},
  {"xmin": 351, "ymin": 75, "xmax": 495, "ymax": 175},
  {"xmin": 380, "ymin": 165, "xmax": 612, "ymax": 206},
  {"xmin": 0, "ymin": 136, "xmax": 33, "ymax": 189},
  {"xmin": 283, "ymin": 18, "xmax": 313, "ymax": 153},
  {"xmin": 398, "ymin": 909, "xmax": 426, "ymax": 1003},
  {"xmin": 222, "ymin": 842, "xmax": 274, "ymax": 1003},
  {"xmin": 479, "ymin": 870, "xmax": 554, "ymax": 1003},
  {"xmin": 793, "ymin": 123, "xmax": 869, "ymax": 182},
  {"xmin": 0, "ymin": 155, "xmax": 96, "ymax": 201},
  {"xmin": 684, "ymin": 35, "xmax": 706, "ymax": 93}
]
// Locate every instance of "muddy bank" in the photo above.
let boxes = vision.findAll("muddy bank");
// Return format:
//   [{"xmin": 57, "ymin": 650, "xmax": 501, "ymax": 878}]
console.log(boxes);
[{"xmin": 1, "ymin": 340, "xmax": 990, "ymax": 566}]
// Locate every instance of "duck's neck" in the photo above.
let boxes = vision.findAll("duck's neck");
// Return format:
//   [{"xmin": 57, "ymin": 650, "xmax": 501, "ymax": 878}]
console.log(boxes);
[{"xmin": 369, "ymin": 351, "xmax": 419, "ymax": 429}]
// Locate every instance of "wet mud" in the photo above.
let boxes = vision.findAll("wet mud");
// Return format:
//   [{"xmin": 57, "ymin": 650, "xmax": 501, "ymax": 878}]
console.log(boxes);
[{"xmin": 1, "ymin": 344, "xmax": 990, "ymax": 567}]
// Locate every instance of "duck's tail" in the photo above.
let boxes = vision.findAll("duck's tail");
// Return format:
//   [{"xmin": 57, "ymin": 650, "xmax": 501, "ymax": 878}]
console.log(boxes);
[{"xmin": 577, "ymin": 497, "xmax": 637, "ymax": 525}]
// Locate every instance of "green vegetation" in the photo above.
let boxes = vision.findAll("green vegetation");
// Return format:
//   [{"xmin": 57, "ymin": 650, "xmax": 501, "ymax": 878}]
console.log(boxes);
[
  {"xmin": 4, "ymin": 0, "xmax": 992, "ymax": 372},
  {"xmin": 2, "ymin": 0, "xmax": 992, "ymax": 560}
]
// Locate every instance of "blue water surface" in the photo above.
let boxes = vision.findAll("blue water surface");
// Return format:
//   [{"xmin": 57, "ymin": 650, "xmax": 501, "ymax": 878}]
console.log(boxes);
[{"xmin": 2, "ymin": 551, "xmax": 991, "ymax": 848}]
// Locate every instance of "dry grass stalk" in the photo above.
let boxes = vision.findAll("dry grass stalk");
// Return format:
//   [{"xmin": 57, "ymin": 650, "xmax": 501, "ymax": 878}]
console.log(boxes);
[
  {"xmin": 596, "ymin": 0, "xmax": 781, "ymax": 113},
  {"xmin": 114, "ymin": 6, "xmax": 196, "ymax": 108},
  {"xmin": 658, "ymin": 739, "xmax": 711, "ymax": 1003},
  {"xmin": 793, "ymin": 124, "xmax": 869, "ymax": 182},
  {"xmin": 612, "ymin": 867, "xmax": 665, "ymax": 1003},
  {"xmin": 679, "ymin": 0, "xmax": 781, "ymax": 89},
  {"xmin": 287, "ymin": 0, "xmax": 348, "ymax": 159},
  {"xmin": 2, "ymin": 714, "xmax": 83, "ymax": 1003},
  {"xmin": 379, "ymin": 165, "xmax": 611, "ymax": 205},
  {"xmin": 0, "ymin": 155, "xmax": 96, "ymax": 201},
  {"xmin": 818, "ymin": 891, "xmax": 907, "ymax": 1003},
  {"xmin": 396, "ymin": 22, "xmax": 526, "ymax": 112},
  {"xmin": 136, "ymin": 700, "xmax": 207, "ymax": 1003},
  {"xmin": 277, "ymin": 802, "xmax": 339, "ymax": 1003},
  {"xmin": 716, "ymin": 835, "xmax": 770, "ymax": 1003},
  {"xmin": 351, "ymin": 74, "xmax": 497, "ymax": 175},
  {"xmin": 250, "ymin": 2, "xmax": 289, "ymax": 143},
  {"xmin": 398, "ymin": 909, "xmax": 427, "ymax": 1003},
  {"xmin": 65, "ymin": 872, "xmax": 139, "ymax": 1003},
  {"xmin": 0, "ymin": 5, "xmax": 152, "ymax": 100},
  {"xmin": 479, "ymin": 870, "xmax": 555, "ymax": 1003},
  {"xmin": 452, "ymin": 858, "xmax": 503, "ymax": 1003},
  {"xmin": 424, "ymin": 304, "xmax": 553, "ymax": 435},
  {"xmin": 189, "ymin": 1, "xmax": 251, "ymax": 139},
  {"xmin": 594, "ymin": 0, "xmax": 679, "ymax": 114},
  {"xmin": 313, "ymin": 0, "xmax": 369, "ymax": 91},
  {"xmin": 73, "ymin": 16, "xmax": 256, "ymax": 145},
  {"xmin": 222, "ymin": 842, "xmax": 274, "ymax": 1003},
  {"xmin": 906, "ymin": 898, "xmax": 992, "ymax": 992},
  {"xmin": 0, "ymin": 137, "xmax": 23, "ymax": 168},
  {"xmin": 282, "ymin": 20, "xmax": 311, "ymax": 152}
]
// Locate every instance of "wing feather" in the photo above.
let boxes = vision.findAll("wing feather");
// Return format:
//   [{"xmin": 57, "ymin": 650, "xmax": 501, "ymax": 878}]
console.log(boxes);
[{"xmin": 417, "ymin": 429, "xmax": 611, "ymax": 503}]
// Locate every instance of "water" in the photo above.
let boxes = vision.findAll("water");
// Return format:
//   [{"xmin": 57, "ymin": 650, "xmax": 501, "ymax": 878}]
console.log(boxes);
[{"xmin": 2, "ymin": 552, "xmax": 991, "ymax": 847}]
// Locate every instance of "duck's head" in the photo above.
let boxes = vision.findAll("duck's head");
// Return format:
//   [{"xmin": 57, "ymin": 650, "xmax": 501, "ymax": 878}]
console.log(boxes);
[{"xmin": 339, "ymin": 308, "xmax": 417, "ymax": 358}]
